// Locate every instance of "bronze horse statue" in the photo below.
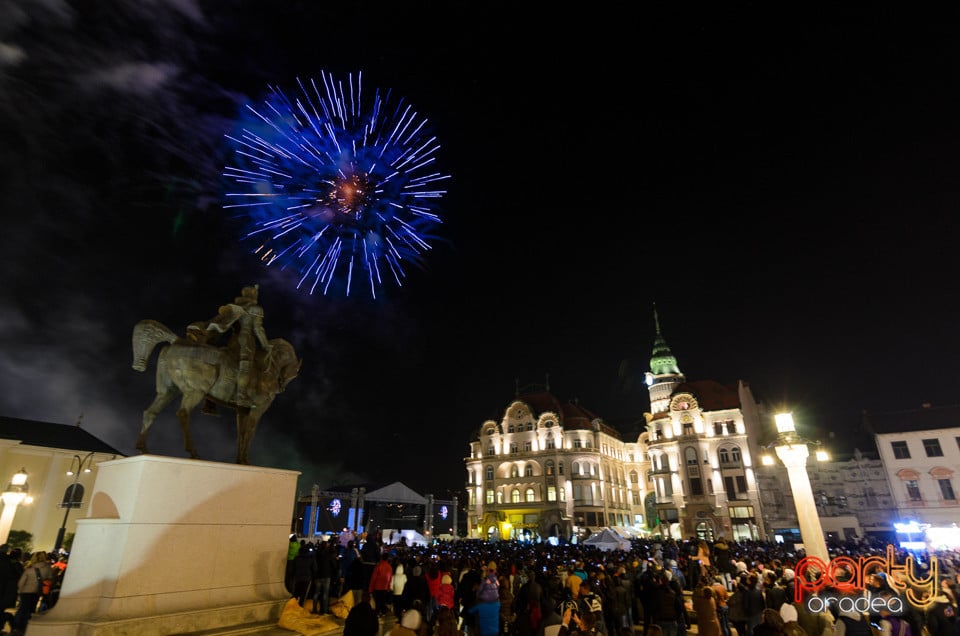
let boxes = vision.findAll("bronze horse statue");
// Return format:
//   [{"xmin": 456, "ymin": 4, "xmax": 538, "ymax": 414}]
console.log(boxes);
[{"xmin": 131, "ymin": 319, "xmax": 302, "ymax": 464}]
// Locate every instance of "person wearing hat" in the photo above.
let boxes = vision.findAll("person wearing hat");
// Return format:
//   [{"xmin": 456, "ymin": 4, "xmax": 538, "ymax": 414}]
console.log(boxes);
[
  {"xmin": 465, "ymin": 562, "xmax": 501, "ymax": 636},
  {"xmin": 390, "ymin": 608, "xmax": 424, "ymax": 636},
  {"xmin": 344, "ymin": 592, "xmax": 381, "ymax": 636}
]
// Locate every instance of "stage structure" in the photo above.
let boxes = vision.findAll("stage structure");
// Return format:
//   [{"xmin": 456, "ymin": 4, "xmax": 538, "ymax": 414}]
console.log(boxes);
[{"xmin": 294, "ymin": 481, "xmax": 459, "ymax": 540}]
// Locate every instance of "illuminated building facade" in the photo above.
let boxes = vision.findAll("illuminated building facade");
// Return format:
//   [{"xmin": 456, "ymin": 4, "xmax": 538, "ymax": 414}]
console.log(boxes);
[
  {"xmin": 640, "ymin": 310, "xmax": 768, "ymax": 541},
  {"xmin": 864, "ymin": 403, "xmax": 960, "ymax": 529},
  {"xmin": 464, "ymin": 388, "xmax": 641, "ymax": 541}
]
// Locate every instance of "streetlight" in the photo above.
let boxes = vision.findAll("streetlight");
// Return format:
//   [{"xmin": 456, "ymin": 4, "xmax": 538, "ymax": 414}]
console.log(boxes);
[
  {"xmin": 0, "ymin": 468, "xmax": 33, "ymax": 545},
  {"xmin": 54, "ymin": 452, "xmax": 95, "ymax": 553},
  {"xmin": 761, "ymin": 412, "xmax": 830, "ymax": 563}
]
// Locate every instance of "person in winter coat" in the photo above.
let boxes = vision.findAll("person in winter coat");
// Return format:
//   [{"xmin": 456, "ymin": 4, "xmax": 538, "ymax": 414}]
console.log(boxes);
[
  {"xmin": 753, "ymin": 608, "xmax": 785, "ymax": 636},
  {"xmin": 402, "ymin": 565, "xmax": 432, "ymax": 621},
  {"xmin": 741, "ymin": 572, "xmax": 766, "ymax": 636},
  {"xmin": 0, "ymin": 545, "xmax": 20, "ymax": 632},
  {"xmin": 369, "ymin": 553, "xmax": 394, "ymax": 617},
  {"xmin": 392, "ymin": 562, "xmax": 409, "ymax": 620},
  {"xmin": 438, "ymin": 574, "xmax": 456, "ymax": 610},
  {"xmin": 693, "ymin": 583, "xmax": 722, "ymax": 636},
  {"xmin": 11, "ymin": 551, "xmax": 53, "ymax": 635},
  {"xmin": 924, "ymin": 586, "xmax": 958, "ymax": 636}
]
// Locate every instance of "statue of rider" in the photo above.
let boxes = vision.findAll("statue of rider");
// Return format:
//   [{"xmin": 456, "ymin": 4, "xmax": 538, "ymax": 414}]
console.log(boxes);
[{"xmin": 203, "ymin": 284, "xmax": 273, "ymax": 407}]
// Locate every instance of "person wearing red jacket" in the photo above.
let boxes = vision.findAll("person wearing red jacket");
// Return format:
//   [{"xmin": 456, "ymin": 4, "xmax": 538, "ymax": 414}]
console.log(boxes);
[{"xmin": 368, "ymin": 553, "xmax": 394, "ymax": 617}]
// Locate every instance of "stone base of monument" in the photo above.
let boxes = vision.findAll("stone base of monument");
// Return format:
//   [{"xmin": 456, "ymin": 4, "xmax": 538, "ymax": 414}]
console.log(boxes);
[{"xmin": 29, "ymin": 454, "xmax": 299, "ymax": 636}]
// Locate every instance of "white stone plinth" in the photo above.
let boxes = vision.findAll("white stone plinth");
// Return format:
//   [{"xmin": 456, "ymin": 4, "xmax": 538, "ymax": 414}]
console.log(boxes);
[{"xmin": 29, "ymin": 454, "xmax": 299, "ymax": 635}]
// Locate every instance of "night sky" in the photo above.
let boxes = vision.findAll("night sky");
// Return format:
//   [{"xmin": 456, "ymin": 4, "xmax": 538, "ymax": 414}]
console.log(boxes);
[{"xmin": 2, "ymin": 4, "xmax": 960, "ymax": 500}]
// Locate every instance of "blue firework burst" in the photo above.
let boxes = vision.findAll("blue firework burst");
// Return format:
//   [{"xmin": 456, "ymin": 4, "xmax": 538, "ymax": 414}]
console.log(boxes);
[{"xmin": 223, "ymin": 71, "xmax": 449, "ymax": 298}]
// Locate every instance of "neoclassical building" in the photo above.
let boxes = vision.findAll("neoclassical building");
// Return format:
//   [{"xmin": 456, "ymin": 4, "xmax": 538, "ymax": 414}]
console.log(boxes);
[
  {"xmin": 465, "ymin": 310, "xmax": 771, "ymax": 542},
  {"xmin": 464, "ymin": 389, "xmax": 637, "ymax": 541}
]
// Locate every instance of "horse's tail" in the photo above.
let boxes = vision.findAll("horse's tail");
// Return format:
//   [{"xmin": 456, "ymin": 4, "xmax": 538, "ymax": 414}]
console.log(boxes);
[{"xmin": 132, "ymin": 319, "xmax": 178, "ymax": 371}]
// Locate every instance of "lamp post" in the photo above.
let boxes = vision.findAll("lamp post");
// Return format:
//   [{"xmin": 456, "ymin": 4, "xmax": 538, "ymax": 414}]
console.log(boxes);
[
  {"xmin": 0, "ymin": 468, "xmax": 32, "ymax": 545},
  {"xmin": 54, "ymin": 452, "xmax": 95, "ymax": 553},
  {"xmin": 764, "ymin": 413, "xmax": 830, "ymax": 563}
]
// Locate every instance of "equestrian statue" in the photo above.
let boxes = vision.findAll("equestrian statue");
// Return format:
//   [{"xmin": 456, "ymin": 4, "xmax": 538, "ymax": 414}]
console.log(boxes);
[{"xmin": 131, "ymin": 285, "xmax": 301, "ymax": 464}]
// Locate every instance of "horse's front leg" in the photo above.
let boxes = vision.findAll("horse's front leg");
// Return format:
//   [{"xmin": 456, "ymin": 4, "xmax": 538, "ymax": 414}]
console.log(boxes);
[
  {"xmin": 139, "ymin": 389, "xmax": 178, "ymax": 454},
  {"xmin": 177, "ymin": 391, "xmax": 207, "ymax": 459}
]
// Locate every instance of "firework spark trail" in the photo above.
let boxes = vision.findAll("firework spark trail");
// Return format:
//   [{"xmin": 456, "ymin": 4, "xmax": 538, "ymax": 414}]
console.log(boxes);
[{"xmin": 223, "ymin": 71, "xmax": 449, "ymax": 298}]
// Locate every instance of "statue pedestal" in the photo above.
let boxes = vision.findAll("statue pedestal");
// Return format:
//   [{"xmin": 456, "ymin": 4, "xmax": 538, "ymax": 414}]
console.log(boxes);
[{"xmin": 29, "ymin": 455, "xmax": 299, "ymax": 636}]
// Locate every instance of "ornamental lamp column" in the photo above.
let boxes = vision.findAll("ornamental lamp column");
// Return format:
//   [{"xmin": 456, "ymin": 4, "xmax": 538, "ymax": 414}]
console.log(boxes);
[
  {"xmin": 0, "ymin": 468, "xmax": 32, "ymax": 545},
  {"xmin": 773, "ymin": 413, "xmax": 830, "ymax": 563}
]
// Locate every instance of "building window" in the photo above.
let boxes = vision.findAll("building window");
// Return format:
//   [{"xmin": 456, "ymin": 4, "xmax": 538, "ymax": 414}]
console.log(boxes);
[
  {"xmin": 548, "ymin": 486, "xmax": 557, "ymax": 501},
  {"xmin": 486, "ymin": 490, "xmax": 494, "ymax": 504},
  {"xmin": 486, "ymin": 445, "xmax": 495, "ymax": 456},
  {"xmin": 572, "ymin": 462, "xmax": 580, "ymax": 475},
  {"xmin": 891, "ymin": 441, "xmax": 910, "ymax": 459},
  {"xmin": 686, "ymin": 448, "xmax": 699, "ymax": 465},
  {"xmin": 497, "ymin": 491, "xmax": 504, "ymax": 504},
  {"xmin": 735, "ymin": 475, "xmax": 747, "ymax": 493},
  {"xmin": 510, "ymin": 466, "xmax": 519, "ymax": 478},
  {"xmin": 525, "ymin": 464, "xmax": 533, "ymax": 477},
  {"xmin": 546, "ymin": 461, "xmax": 555, "ymax": 476},
  {"xmin": 527, "ymin": 422, "xmax": 533, "ymax": 431},
  {"xmin": 714, "ymin": 422, "xmax": 723, "ymax": 436},
  {"xmin": 546, "ymin": 434, "xmax": 555, "ymax": 450},
  {"xmin": 511, "ymin": 489, "xmax": 521, "ymax": 503},
  {"xmin": 939, "ymin": 479, "xmax": 956, "ymax": 501},
  {"xmin": 510, "ymin": 443, "xmax": 518, "ymax": 454},
  {"xmin": 923, "ymin": 439, "xmax": 944, "ymax": 457},
  {"xmin": 508, "ymin": 424, "xmax": 515, "ymax": 433},
  {"xmin": 559, "ymin": 486, "xmax": 566, "ymax": 501},
  {"xmin": 956, "ymin": 436, "xmax": 960, "ymax": 452},
  {"xmin": 719, "ymin": 448, "xmax": 730, "ymax": 464},
  {"xmin": 485, "ymin": 466, "xmax": 494, "ymax": 481},
  {"xmin": 523, "ymin": 441, "xmax": 532, "ymax": 452},
  {"xmin": 690, "ymin": 478, "xmax": 704, "ymax": 495},
  {"xmin": 559, "ymin": 462, "xmax": 564, "ymax": 475},
  {"xmin": 731, "ymin": 447, "xmax": 742, "ymax": 462},
  {"xmin": 683, "ymin": 421, "xmax": 694, "ymax": 436},
  {"xmin": 525, "ymin": 488, "xmax": 535, "ymax": 502},
  {"xmin": 905, "ymin": 480, "xmax": 922, "ymax": 501},
  {"xmin": 574, "ymin": 439, "xmax": 582, "ymax": 449}
]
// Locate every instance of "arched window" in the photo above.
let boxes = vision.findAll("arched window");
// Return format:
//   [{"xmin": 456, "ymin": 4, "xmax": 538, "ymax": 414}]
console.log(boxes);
[
  {"xmin": 731, "ymin": 446, "xmax": 742, "ymax": 462},
  {"xmin": 508, "ymin": 424, "xmax": 515, "ymax": 433},
  {"xmin": 719, "ymin": 448, "xmax": 730, "ymax": 464},
  {"xmin": 546, "ymin": 460, "xmax": 555, "ymax": 476},
  {"xmin": 510, "ymin": 465, "xmax": 519, "ymax": 478},
  {"xmin": 512, "ymin": 489, "xmax": 521, "ymax": 503},
  {"xmin": 525, "ymin": 464, "xmax": 533, "ymax": 477},
  {"xmin": 630, "ymin": 470, "xmax": 639, "ymax": 486},
  {"xmin": 572, "ymin": 462, "xmax": 580, "ymax": 475},
  {"xmin": 686, "ymin": 447, "xmax": 699, "ymax": 465},
  {"xmin": 546, "ymin": 433, "xmax": 555, "ymax": 450},
  {"xmin": 559, "ymin": 462, "xmax": 564, "ymax": 475},
  {"xmin": 525, "ymin": 488, "xmax": 535, "ymax": 502},
  {"xmin": 485, "ymin": 465, "xmax": 494, "ymax": 481}
]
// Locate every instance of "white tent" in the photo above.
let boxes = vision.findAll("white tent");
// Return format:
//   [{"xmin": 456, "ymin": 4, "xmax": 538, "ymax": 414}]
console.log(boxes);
[{"xmin": 582, "ymin": 528, "xmax": 631, "ymax": 552}]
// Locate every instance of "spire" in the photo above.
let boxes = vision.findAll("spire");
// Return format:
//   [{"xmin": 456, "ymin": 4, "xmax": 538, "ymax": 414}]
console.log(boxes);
[{"xmin": 649, "ymin": 303, "xmax": 682, "ymax": 376}]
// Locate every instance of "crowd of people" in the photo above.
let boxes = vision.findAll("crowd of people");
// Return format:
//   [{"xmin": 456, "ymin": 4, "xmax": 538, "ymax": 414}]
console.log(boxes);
[
  {"xmin": 0, "ymin": 545, "xmax": 67, "ymax": 635},
  {"xmin": 284, "ymin": 531, "xmax": 960, "ymax": 636}
]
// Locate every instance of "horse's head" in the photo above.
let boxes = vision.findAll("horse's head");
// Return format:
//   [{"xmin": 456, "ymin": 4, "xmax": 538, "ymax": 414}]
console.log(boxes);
[
  {"xmin": 265, "ymin": 339, "xmax": 301, "ymax": 393},
  {"xmin": 278, "ymin": 356, "xmax": 301, "ymax": 392}
]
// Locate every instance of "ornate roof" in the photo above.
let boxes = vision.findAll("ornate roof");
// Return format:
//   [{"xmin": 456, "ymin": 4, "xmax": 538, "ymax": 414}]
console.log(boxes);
[{"xmin": 649, "ymin": 304, "xmax": 682, "ymax": 376}]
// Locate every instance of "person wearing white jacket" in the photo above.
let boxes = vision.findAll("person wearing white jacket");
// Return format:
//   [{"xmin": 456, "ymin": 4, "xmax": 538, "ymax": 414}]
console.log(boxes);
[{"xmin": 392, "ymin": 562, "xmax": 409, "ymax": 620}]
